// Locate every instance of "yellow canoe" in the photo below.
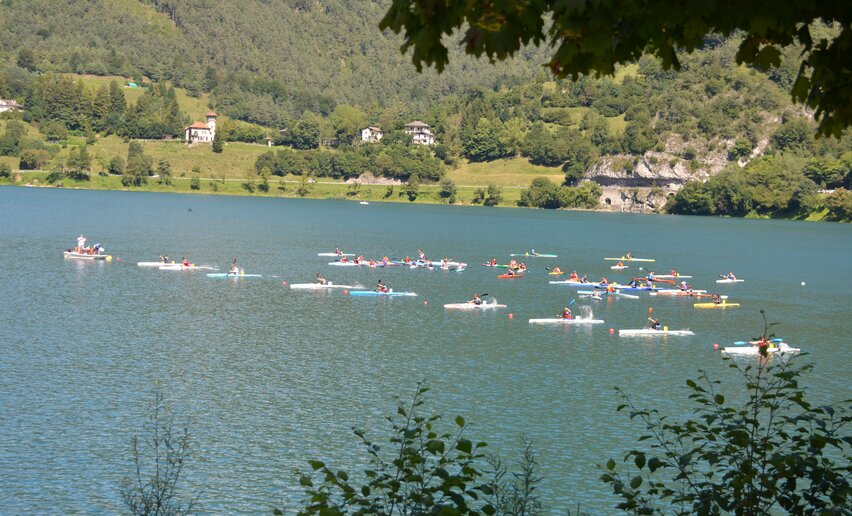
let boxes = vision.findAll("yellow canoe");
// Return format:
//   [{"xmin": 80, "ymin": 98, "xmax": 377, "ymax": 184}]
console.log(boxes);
[{"xmin": 694, "ymin": 302, "xmax": 740, "ymax": 309}]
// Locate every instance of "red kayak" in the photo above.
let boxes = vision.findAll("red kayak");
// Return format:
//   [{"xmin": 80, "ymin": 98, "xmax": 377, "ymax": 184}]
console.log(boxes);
[{"xmin": 497, "ymin": 273, "xmax": 524, "ymax": 279}]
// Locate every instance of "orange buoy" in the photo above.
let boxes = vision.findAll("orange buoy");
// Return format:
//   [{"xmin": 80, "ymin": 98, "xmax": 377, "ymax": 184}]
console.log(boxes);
[
  {"xmin": 508, "ymin": 313, "xmax": 514, "ymax": 319},
  {"xmin": 343, "ymin": 290, "xmax": 349, "ymax": 295},
  {"xmin": 609, "ymin": 328, "xmax": 615, "ymax": 334}
]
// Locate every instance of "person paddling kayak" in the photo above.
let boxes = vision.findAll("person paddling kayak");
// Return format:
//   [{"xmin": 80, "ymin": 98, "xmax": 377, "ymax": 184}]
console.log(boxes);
[
  {"xmin": 560, "ymin": 307, "xmax": 573, "ymax": 319},
  {"xmin": 228, "ymin": 259, "xmax": 239, "ymax": 274},
  {"xmin": 648, "ymin": 317, "xmax": 662, "ymax": 330},
  {"xmin": 315, "ymin": 273, "xmax": 327, "ymax": 285},
  {"xmin": 468, "ymin": 293, "xmax": 483, "ymax": 305},
  {"xmin": 374, "ymin": 280, "xmax": 389, "ymax": 293},
  {"xmin": 726, "ymin": 271, "xmax": 737, "ymax": 280}
]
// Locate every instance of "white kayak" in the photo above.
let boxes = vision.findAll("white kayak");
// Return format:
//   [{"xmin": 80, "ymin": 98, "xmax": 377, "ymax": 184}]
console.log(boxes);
[
  {"xmin": 207, "ymin": 272, "xmax": 262, "ymax": 278},
  {"xmin": 610, "ymin": 265, "xmax": 629, "ymax": 270},
  {"xmin": 318, "ymin": 252, "xmax": 354, "ymax": 257},
  {"xmin": 716, "ymin": 278, "xmax": 745, "ymax": 283},
  {"xmin": 328, "ymin": 261, "xmax": 359, "ymax": 267},
  {"xmin": 158, "ymin": 264, "xmax": 217, "ymax": 271},
  {"xmin": 138, "ymin": 261, "xmax": 169, "ymax": 267},
  {"xmin": 605, "ymin": 257, "xmax": 655, "ymax": 262},
  {"xmin": 655, "ymin": 275, "xmax": 692, "ymax": 279},
  {"xmin": 529, "ymin": 317, "xmax": 604, "ymax": 325},
  {"xmin": 289, "ymin": 282, "xmax": 353, "ymax": 290},
  {"xmin": 444, "ymin": 302, "xmax": 507, "ymax": 310},
  {"xmin": 577, "ymin": 290, "xmax": 640, "ymax": 299},
  {"xmin": 65, "ymin": 251, "xmax": 111, "ymax": 261},
  {"xmin": 619, "ymin": 328, "xmax": 694, "ymax": 336},
  {"xmin": 722, "ymin": 341, "xmax": 800, "ymax": 356}
]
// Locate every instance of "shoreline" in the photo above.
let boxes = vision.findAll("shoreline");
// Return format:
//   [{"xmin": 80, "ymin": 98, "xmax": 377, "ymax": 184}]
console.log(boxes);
[{"xmin": 1, "ymin": 176, "xmax": 834, "ymax": 222}]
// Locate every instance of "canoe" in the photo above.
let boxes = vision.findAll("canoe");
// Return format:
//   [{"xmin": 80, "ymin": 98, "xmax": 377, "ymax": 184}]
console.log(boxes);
[
  {"xmin": 579, "ymin": 294, "xmax": 603, "ymax": 300},
  {"xmin": 317, "ymin": 252, "xmax": 354, "ymax": 257},
  {"xmin": 619, "ymin": 328, "xmax": 694, "ymax": 336},
  {"xmin": 348, "ymin": 290, "xmax": 417, "ymax": 297},
  {"xmin": 610, "ymin": 265, "xmax": 629, "ymax": 270},
  {"xmin": 444, "ymin": 302, "xmax": 507, "ymax": 310},
  {"xmin": 289, "ymin": 283, "xmax": 353, "ymax": 290},
  {"xmin": 605, "ymin": 257, "xmax": 655, "ymax": 262},
  {"xmin": 529, "ymin": 318, "xmax": 605, "ymax": 325},
  {"xmin": 206, "ymin": 273, "xmax": 262, "ymax": 278},
  {"xmin": 716, "ymin": 278, "xmax": 745, "ymax": 283},
  {"xmin": 64, "ymin": 251, "xmax": 111, "ymax": 261},
  {"xmin": 577, "ymin": 290, "xmax": 640, "ymax": 299},
  {"xmin": 510, "ymin": 252, "xmax": 557, "ymax": 258},
  {"xmin": 158, "ymin": 264, "xmax": 217, "ymax": 271},
  {"xmin": 694, "ymin": 301, "xmax": 740, "ymax": 309},
  {"xmin": 498, "ymin": 273, "xmax": 524, "ymax": 279},
  {"xmin": 549, "ymin": 280, "xmax": 603, "ymax": 287},
  {"xmin": 722, "ymin": 341, "xmax": 799, "ymax": 356}
]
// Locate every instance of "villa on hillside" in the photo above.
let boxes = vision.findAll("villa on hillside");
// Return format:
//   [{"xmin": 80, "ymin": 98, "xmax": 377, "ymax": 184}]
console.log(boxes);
[
  {"xmin": 404, "ymin": 120, "xmax": 436, "ymax": 146},
  {"xmin": 361, "ymin": 126, "xmax": 383, "ymax": 143},
  {"xmin": 0, "ymin": 99, "xmax": 24, "ymax": 113},
  {"xmin": 184, "ymin": 112, "xmax": 218, "ymax": 144}
]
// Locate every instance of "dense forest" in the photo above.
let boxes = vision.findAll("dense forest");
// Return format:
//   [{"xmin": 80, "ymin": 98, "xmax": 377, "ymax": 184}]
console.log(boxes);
[{"xmin": 0, "ymin": 0, "xmax": 850, "ymax": 219}]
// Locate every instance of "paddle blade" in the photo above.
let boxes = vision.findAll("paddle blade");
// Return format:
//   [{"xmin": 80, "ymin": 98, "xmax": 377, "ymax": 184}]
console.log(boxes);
[
  {"xmin": 569, "ymin": 299, "xmax": 576, "ymax": 306},
  {"xmin": 481, "ymin": 293, "xmax": 489, "ymax": 298},
  {"xmin": 648, "ymin": 306, "xmax": 653, "ymax": 317}
]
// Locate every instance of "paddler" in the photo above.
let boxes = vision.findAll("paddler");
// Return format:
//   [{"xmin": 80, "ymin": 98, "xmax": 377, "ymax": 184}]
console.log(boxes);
[
  {"xmin": 560, "ymin": 307, "xmax": 573, "ymax": 319},
  {"xmin": 726, "ymin": 272, "xmax": 737, "ymax": 280},
  {"xmin": 468, "ymin": 293, "xmax": 483, "ymax": 305},
  {"xmin": 490, "ymin": 258, "xmax": 497, "ymax": 266},
  {"xmin": 418, "ymin": 249, "xmax": 426, "ymax": 261},
  {"xmin": 315, "ymin": 273, "xmax": 327, "ymax": 285},
  {"xmin": 680, "ymin": 280, "xmax": 688, "ymax": 291},
  {"xmin": 625, "ymin": 252, "xmax": 633, "ymax": 259},
  {"xmin": 519, "ymin": 262, "xmax": 527, "ymax": 271},
  {"xmin": 648, "ymin": 317, "xmax": 662, "ymax": 330},
  {"xmin": 647, "ymin": 271, "xmax": 656, "ymax": 281},
  {"xmin": 616, "ymin": 260, "xmax": 624, "ymax": 267},
  {"xmin": 508, "ymin": 258, "xmax": 518, "ymax": 270},
  {"xmin": 670, "ymin": 268, "xmax": 679, "ymax": 277},
  {"xmin": 335, "ymin": 247, "xmax": 343, "ymax": 256},
  {"xmin": 569, "ymin": 270, "xmax": 579, "ymax": 280},
  {"xmin": 229, "ymin": 258, "xmax": 239, "ymax": 274},
  {"xmin": 374, "ymin": 279, "xmax": 389, "ymax": 293},
  {"xmin": 159, "ymin": 255, "xmax": 168, "ymax": 263},
  {"xmin": 712, "ymin": 294, "xmax": 722, "ymax": 305},
  {"xmin": 600, "ymin": 276, "xmax": 609, "ymax": 286},
  {"xmin": 551, "ymin": 266, "xmax": 562, "ymax": 274},
  {"xmin": 181, "ymin": 257, "xmax": 190, "ymax": 267},
  {"xmin": 607, "ymin": 284, "xmax": 615, "ymax": 293},
  {"xmin": 77, "ymin": 234, "xmax": 87, "ymax": 253},
  {"xmin": 580, "ymin": 274, "xmax": 588, "ymax": 283}
]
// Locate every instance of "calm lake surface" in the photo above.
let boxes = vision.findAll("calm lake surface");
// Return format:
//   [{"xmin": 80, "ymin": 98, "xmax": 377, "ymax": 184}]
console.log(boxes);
[{"xmin": 1, "ymin": 187, "xmax": 850, "ymax": 514}]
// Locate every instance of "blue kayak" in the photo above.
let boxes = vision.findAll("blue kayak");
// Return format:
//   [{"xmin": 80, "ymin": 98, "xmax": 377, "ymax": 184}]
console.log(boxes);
[{"xmin": 349, "ymin": 290, "xmax": 417, "ymax": 297}]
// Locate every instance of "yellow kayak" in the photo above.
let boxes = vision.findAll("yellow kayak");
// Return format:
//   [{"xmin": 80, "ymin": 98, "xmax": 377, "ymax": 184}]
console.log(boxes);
[{"xmin": 694, "ymin": 301, "xmax": 740, "ymax": 309}]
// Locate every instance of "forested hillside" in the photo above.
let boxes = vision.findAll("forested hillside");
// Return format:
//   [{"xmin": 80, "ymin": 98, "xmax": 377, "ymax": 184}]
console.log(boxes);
[
  {"xmin": 0, "ymin": 0, "xmax": 850, "ymax": 220},
  {"xmin": 0, "ymin": 0, "xmax": 544, "ymax": 126}
]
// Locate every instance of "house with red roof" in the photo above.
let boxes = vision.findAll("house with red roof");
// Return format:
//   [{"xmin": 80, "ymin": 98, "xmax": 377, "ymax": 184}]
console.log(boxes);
[{"xmin": 184, "ymin": 112, "xmax": 218, "ymax": 144}]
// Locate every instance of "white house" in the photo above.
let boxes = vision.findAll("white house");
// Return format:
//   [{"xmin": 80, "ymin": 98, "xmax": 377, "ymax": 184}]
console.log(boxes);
[
  {"xmin": 361, "ymin": 126, "xmax": 383, "ymax": 143},
  {"xmin": 0, "ymin": 99, "xmax": 23, "ymax": 113},
  {"xmin": 184, "ymin": 112, "xmax": 218, "ymax": 143},
  {"xmin": 404, "ymin": 120, "xmax": 436, "ymax": 146}
]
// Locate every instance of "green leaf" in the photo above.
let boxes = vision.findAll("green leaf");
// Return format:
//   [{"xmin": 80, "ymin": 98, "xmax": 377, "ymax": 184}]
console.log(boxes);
[
  {"xmin": 607, "ymin": 458, "xmax": 616, "ymax": 471},
  {"xmin": 630, "ymin": 475, "xmax": 642, "ymax": 489},
  {"xmin": 714, "ymin": 394, "xmax": 725, "ymax": 405},
  {"xmin": 299, "ymin": 474, "xmax": 313, "ymax": 487},
  {"xmin": 634, "ymin": 452, "xmax": 646, "ymax": 469},
  {"xmin": 308, "ymin": 460, "xmax": 325, "ymax": 471},
  {"xmin": 455, "ymin": 415, "xmax": 465, "ymax": 427},
  {"xmin": 456, "ymin": 438, "xmax": 472, "ymax": 454}
]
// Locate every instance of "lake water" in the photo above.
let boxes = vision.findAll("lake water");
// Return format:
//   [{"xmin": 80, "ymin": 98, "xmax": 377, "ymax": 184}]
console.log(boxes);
[{"xmin": 1, "ymin": 187, "xmax": 850, "ymax": 514}]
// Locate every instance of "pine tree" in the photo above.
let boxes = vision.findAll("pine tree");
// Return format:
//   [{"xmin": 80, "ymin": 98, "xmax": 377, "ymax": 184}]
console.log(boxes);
[{"xmin": 211, "ymin": 128, "xmax": 223, "ymax": 153}]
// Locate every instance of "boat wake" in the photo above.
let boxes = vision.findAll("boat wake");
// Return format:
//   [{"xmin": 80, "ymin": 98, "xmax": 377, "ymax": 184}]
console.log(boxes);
[{"xmin": 577, "ymin": 305, "xmax": 594, "ymax": 320}]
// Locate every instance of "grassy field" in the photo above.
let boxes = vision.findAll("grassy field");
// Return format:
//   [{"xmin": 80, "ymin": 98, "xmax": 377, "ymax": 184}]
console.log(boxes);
[{"xmin": 448, "ymin": 158, "xmax": 564, "ymax": 187}]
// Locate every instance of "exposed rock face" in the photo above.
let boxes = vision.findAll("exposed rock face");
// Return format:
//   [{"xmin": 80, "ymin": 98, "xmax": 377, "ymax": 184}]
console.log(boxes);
[{"xmin": 349, "ymin": 172, "xmax": 402, "ymax": 185}]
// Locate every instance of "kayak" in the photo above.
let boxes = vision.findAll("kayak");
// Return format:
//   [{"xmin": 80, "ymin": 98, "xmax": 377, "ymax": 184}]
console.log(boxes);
[
  {"xmin": 138, "ymin": 261, "xmax": 169, "ymax": 267},
  {"xmin": 652, "ymin": 289, "xmax": 709, "ymax": 296},
  {"xmin": 206, "ymin": 272, "xmax": 262, "ymax": 278},
  {"xmin": 529, "ymin": 317, "xmax": 605, "ymax": 325},
  {"xmin": 548, "ymin": 271, "xmax": 565, "ymax": 275},
  {"xmin": 619, "ymin": 328, "xmax": 694, "ymax": 336},
  {"xmin": 722, "ymin": 339, "xmax": 799, "ymax": 356},
  {"xmin": 64, "ymin": 251, "xmax": 111, "ymax": 261},
  {"xmin": 577, "ymin": 290, "xmax": 640, "ymax": 299},
  {"xmin": 549, "ymin": 280, "xmax": 604, "ymax": 287},
  {"xmin": 694, "ymin": 301, "xmax": 740, "ymax": 309},
  {"xmin": 289, "ymin": 282, "xmax": 353, "ymax": 290},
  {"xmin": 317, "ymin": 252, "xmax": 355, "ymax": 257},
  {"xmin": 610, "ymin": 265, "xmax": 629, "ymax": 270},
  {"xmin": 605, "ymin": 257, "xmax": 655, "ymax": 262},
  {"xmin": 328, "ymin": 261, "xmax": 359, "ymax": 267},
  {"xmin": 510, "ymin": 252, "xmax": 557, "ymax": 258},
  {"xmin": 348, "ymin": 290, "xmax": 417, "ymax": 297},
  {"xmin": 716, "ymin": 278, "xmax": 745, "ymax": 283},
  {"xmin": 444, "ymin": 302, "xmax": 507, "ymax": 310},
  {"xmin": 579, "ymin": 293, "xmax": 603, "ymax": 300},
  {"xmin": 498, "ymin": 273, "xmax": 525, "ymax": 279},
  {"xmin": 655, "ymin": 274, "xmax": 692, "ymax": 279},
  {"xmin": 158, "ymin": 264, "xmax": 217, "ymax": 271},
  {"xmin": 481, "ymin": 264, "xmax": 510, "ymax": 268}
]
